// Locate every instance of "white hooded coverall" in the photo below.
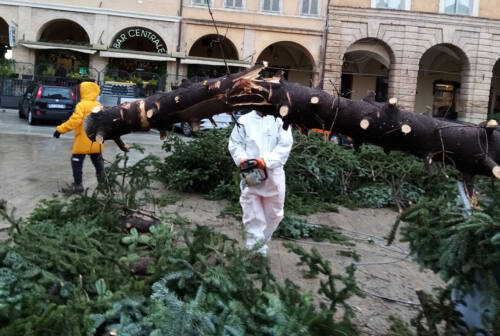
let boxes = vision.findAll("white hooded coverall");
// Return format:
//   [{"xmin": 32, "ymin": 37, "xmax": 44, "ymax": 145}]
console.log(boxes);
[{"xmin": 228, "ymin": 110, "xmax": 293, "ymax": 254}]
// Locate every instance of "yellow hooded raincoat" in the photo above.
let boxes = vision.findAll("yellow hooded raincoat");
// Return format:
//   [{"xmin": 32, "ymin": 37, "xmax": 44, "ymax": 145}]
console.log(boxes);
[{"xmin": 56, "ymin": 82, "xmax": 103, "ymax": 154}]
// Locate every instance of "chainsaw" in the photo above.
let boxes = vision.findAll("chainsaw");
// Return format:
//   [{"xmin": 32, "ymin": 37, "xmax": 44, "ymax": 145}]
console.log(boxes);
[{"xmin": 240, "ymin": 159, "xmax": 268, "ymax": 186}]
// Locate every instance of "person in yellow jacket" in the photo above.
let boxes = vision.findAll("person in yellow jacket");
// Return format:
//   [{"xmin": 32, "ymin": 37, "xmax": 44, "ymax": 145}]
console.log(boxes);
[{"xmin": 53, "ymin": 82, "xmax": 104, "ymax": 193}]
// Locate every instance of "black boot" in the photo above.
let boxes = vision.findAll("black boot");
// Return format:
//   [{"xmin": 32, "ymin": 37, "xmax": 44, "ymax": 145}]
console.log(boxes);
[{"xmin": 60, "ymin": 183, "xmax": 84, "ymax": 194}]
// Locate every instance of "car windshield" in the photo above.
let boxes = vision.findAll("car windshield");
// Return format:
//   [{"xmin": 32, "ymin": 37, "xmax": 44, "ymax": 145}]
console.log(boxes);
[{"xmin": 42, "ymin": 87, "xmax": 72, "ymax": 99}]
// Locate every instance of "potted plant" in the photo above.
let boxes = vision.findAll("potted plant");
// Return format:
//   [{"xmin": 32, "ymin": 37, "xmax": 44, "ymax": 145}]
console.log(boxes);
[
  {"xmin": 0, "ymin": 60, "xmax": 14, "ymax": 78},
  {"xmin": 131, "ymin": 76, "xmax": 144, "ymax": 97},
  {"xmin": 145, "ymin": 78, "xmax": 159, "ymax": 96},
  {"xmin": 41, "ymin": 67, "xmax": 56, "ymax": 78},
  {"xmin": 67, "ymin": 72, "xmax": 82, "ymax": 80}
]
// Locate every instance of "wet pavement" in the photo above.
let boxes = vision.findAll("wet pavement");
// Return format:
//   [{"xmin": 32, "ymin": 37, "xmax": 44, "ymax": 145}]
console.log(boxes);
[{"xmin": 0, "ymin": 108, "xmax": 168, "ymax": 220}]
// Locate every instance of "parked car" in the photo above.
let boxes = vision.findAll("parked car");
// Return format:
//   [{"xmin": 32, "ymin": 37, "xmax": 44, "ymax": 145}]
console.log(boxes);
[
  {"xmin": 329, "ymin": 132, "xmax": 353, "ymax": 146},
  {"xmin": 173, "ymin": 110, "xmax": 248, "ymax": 137},
  {"xmin": 297, "ymin": 126, "xmax": 353, "ymax": 147},
  {"xmin": 18, "ymin": 84, "xmax": 76, "ymax": 125}
]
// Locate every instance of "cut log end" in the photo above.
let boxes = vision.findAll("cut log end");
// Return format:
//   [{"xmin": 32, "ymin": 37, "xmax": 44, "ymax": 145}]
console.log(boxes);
[
  {"xmin": 401, "ymin": 124, "xmax": 412, "ymax": 134},
  {"xmin": 146, "ymin": 109, "xmax": 155, "ymax": 118},
  {"xmin": 310, "ymin": 96, "xmax": 319, "ymax": 104},
  {"xmin": 279, "ymin": 105, "xmax": 289, "ymax": 117},
  {"xmin": 174, "ymin": 96, "xmax": 180, "ymax": 104},
  {"xmin": 389, "ymin": 97, "xmax": 398, "ymax": 106},
  {"xmin": 493, "ymin": 166, "xmax": 500, "ymax": 179},
  {"xmin": 262, "ymin": 61, "xmax": 268, "ymax": 68},
  {"xmin": 95, "ymin": 133, "xmax": 105, "ymax": 145},
  {"xmin": 360, "ymin": 119, "xmax": 370, "ymax": 130},
  {"xmin": 91, "ymin": 105, "xmax": 104, "ymax": 114},
  {"xmin": 486, "ymin": 119, "xmax": 498, "ymax": 128}
]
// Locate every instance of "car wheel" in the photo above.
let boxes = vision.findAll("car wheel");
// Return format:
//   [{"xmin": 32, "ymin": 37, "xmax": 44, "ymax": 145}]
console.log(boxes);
[
  {"xmin": 181, "ymin": 122, "xmax": 192, "ymax": 137},
  {"xmin": 28, "ymin": 110, "xmax": 37, "ymax": 125}
]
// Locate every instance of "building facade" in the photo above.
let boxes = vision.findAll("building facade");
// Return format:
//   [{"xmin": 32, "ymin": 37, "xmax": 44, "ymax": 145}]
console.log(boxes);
[
  {"xmin": 1, "ymin": 0, "xmax": 500, "ymax": 123},
  {"xmin": 324, "ymin": 0, "xmax": 500, "ymax": 124},
  {"xmin": 0, "ymin": 0, "xmax": 326, "ymax": 90}
]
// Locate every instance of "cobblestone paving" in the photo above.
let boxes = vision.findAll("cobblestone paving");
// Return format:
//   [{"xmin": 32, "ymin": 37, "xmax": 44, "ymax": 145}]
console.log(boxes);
[{"xmin": 0, "ymin": 108, "xmax": 166, "ymax": 220}]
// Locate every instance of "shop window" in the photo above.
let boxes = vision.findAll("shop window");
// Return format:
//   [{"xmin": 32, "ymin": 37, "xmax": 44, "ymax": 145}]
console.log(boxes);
[
  {"xmin": 372, "ymin": 0, "xmax": 410, "ymax": 10},
  {"xmin": 301, "ymin": 0, "xmax": 319, "ymax": 16},
  {"xmin": 441, "ymin": 0, "xmax": 477, "ymax": 15},
  {"xmin": 225, "ymin": 0, "xmax": 243, "ymax": 9},
  {"xmin": 191, "ymin": 0, "xmax": 213, "ymax": 6},
  {"xmin": 262, "ymin": 0, "xmax": 281, "ymax": 13}
]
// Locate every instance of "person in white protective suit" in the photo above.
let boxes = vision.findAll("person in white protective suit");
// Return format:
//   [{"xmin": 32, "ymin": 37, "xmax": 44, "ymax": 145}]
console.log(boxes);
[{"xmin": 228, "ymin": 110, "xmax": 293, "ymax": 255}]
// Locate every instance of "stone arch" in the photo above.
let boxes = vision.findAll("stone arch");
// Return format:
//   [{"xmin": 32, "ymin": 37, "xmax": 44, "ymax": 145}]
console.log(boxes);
[
  {"xmin": 256, "ymin": 41, "xmax": 315, "ymax": 86},
  {"xmin": 34, "ymin": 19, "xmax": 92, "ymax": 78},
  {"xmin": 185, "ymin": 34, "xmax": 240, "ymax": 81},
  {"xmin": 188, "ymin": 34, "xmax": 239, "ymax": 60},
  {"xmin": 488, "ymin": 58, "xmax": 500, "ymax": 117},
  {"xmin": 105, "ymin": 27, "xmax": 168, "ymax": 82},
  {"xmin": 341, "ymin": 38, "xmax": 395, "ymax": 102},
  {"xmin": 0, "ymin": 16, "xmax": 9, "ymax": 59},
  {"xmin": 36, "ymin": 18, "xmax": 90, "ymax": 44},
  {"xmin": 415, "ymin": 43, "xmax": 470, "ymax": 119}
]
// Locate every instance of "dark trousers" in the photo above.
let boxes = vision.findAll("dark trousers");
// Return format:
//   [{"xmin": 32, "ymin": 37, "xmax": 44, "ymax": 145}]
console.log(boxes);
[{"xmin": 71, "ymin": 153, "xmax": 104, "ymax": 185}]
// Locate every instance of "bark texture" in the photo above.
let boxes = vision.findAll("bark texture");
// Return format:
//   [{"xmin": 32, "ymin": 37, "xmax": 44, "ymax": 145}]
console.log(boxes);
[
  {"xmin": 227, "ymin": 77, "xmax": 500, "ymax": 187},
  {"xmin": 84, "ymin": 64, "xmax": 266, "ymax": 151},
  {"xmin": 84, "ymin": 66, "xmax": 500, "ymax": 184},
  {"xmin": 121, "ymin": 215, "xmax": 159, "ymax": 233}
]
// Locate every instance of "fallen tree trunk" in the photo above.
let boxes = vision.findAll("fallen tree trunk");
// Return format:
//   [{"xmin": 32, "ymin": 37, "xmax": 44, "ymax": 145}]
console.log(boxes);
[
  {"xmin": 226, "ymin": 77, "xmax": 500, "ymax": 193},
  {"xmin": 84, "ymin": 64, "xmax": 266, "ymax": 151},
  {"xmin": 84, "ymin": 65, "xmax": 500, "ymax": 191}
]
